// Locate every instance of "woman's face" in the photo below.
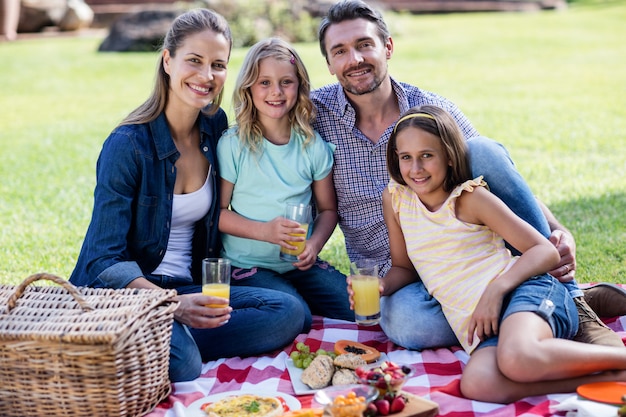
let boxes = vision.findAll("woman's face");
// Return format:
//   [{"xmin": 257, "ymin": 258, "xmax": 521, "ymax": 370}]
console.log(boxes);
[{"xmin": 163, "ymin": 29, "xmax": 230, "ymax": 112}]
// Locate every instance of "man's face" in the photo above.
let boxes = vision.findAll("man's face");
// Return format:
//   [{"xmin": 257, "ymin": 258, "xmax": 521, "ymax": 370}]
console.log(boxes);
[{"xmin": 323, "ymin": 18, "xmax": 393, "ymax": 96}]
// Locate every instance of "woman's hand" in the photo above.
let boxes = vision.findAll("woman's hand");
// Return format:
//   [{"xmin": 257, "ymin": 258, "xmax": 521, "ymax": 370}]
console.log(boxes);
[{"xmin": 173, "ymin": 293, "xmax": 232, "ymax": 329}]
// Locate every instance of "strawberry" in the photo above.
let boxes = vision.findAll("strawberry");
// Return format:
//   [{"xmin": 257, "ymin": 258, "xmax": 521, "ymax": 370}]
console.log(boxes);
[
  {"xmin": 374, "ymin": 399, "xmax": 390, "ymax": 416},
  {"xmin": 364, "ymin": 402, "xmax": 378, "ymax": 417},
  {"xmin": 390, "ymin": 395, "xmax": 406, "ymax": 413}
]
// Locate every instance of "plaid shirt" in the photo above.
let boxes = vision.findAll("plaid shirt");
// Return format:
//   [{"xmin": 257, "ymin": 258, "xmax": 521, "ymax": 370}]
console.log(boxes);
[{"xmin": 311, "ymin": 77, "xmax": 479, "ymax": 276}]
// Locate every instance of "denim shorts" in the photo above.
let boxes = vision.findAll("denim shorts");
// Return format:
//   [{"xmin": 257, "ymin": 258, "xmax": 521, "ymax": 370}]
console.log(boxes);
[{"xmin": 476, "ymin": 273, "xmax": 579, "ymax": 350}]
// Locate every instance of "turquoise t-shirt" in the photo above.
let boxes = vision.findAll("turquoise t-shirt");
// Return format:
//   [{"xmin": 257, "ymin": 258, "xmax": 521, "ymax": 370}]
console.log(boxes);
[{"xmin": 217, "ymin": 126, "xmax": 335, "ymax": 273}]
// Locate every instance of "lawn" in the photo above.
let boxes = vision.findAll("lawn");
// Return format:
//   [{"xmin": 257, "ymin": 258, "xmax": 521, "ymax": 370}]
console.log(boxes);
[{"xmin": 0, "ymin": 2, "xmax": 625, "ymax": 285}]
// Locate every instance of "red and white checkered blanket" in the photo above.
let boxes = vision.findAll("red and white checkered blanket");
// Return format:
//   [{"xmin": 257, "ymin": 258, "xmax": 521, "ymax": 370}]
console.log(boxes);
[{"xmin": 146, "ymin": 303, "xmax": 626, "ymax": 417}]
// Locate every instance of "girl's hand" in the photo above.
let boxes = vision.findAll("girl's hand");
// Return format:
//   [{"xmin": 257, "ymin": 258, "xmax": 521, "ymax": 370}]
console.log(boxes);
[
  {"xmin": 346, "ymin": 276, "xmax": 355, "ymax": 310},
  {"xmin": 173, "ymin": 293, "xmax": 232, "ymax": 329},
  {"xmin": 264, "ymin": 216, "xmax": 307, "ymax": 247},
  {"xmin": 345, "ymin": 276, "xmax": 384, "ymax": 310},
  {"xmin": 292, "ymin": 243, "xmax": 317, "ymax": 270},
  {"xmin": 468, "ymin": 281, "xmax": 505, "ymax": 345}
]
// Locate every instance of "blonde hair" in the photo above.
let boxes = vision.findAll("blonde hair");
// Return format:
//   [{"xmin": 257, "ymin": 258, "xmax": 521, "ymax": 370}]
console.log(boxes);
[
  {"xmin": 387, "ymin": 105, "xmax": 472, "ymax": 192},
  {"xmin": 120, "ymin": 9, "xmax": 232, "ymax": 126},
  {"xmin": 232, "ymin": 37, "xmax": 316, "ymax": 154}
]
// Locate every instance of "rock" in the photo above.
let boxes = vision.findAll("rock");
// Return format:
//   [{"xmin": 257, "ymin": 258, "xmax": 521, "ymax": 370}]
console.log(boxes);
[
  {"xmin": 19, "ymin": 0, "xmax": 66, "ymax": 33},
  {"xmin": 98, "ymin": 9, "xmax": 182, "ymax": 52},
  {"xmin": 58, "ymin": 0, "xmax": 94, "ymax": 31}
]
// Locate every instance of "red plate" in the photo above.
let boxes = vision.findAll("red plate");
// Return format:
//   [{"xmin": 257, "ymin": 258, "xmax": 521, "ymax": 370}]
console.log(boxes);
[{"xmin": 576, "ymin": 382, "xmax": 626, "ymax": 405}]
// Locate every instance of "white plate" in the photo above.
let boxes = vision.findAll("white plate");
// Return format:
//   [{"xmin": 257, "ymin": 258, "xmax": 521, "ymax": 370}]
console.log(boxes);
[
  {"xmin": 286, "ymin": 352, "xmax": 388, "ymax": 395},
  {"xmin": 185, "ymin": 390, "xmax": 301, "ymax": 417}
]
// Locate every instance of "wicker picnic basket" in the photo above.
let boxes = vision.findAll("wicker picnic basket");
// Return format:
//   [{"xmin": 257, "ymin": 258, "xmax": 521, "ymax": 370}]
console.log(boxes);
[{"xmin": 0, "ymin": 273, "xmax": 179, "ymax": 417}]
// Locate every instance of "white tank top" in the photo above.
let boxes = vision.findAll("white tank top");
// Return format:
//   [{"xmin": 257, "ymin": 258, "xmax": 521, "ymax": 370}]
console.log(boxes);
[{"xmin": 152, "ymin": 169, "xmax": 213, "ymax": 279}]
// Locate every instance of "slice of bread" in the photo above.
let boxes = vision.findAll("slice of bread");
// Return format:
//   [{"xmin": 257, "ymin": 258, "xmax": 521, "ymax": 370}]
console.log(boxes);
[
  {"xmin": 300, "ymin": 355, "xmax": 335, "ymax": 389},
  {"xmin": 331, "ymin": 368, "xmax": 359, "ymax": 386},
  {"xmin": 333, "ymin": 353, "xmax": 367, "ymax": 370}
]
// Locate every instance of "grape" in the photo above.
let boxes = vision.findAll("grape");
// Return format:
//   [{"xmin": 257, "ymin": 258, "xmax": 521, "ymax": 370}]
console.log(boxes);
[
  {"xmin": 292, "ymin": 342, "xmax": 330, "ymax": 369},
  {"xmin": 302, "ymin": 357, "xmax": 313, "ymax": 369}
]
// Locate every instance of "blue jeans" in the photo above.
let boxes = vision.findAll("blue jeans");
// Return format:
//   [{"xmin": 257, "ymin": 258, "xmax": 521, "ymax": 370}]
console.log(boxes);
[
  {"xmin": 380, "ymin": 136, "xmax": 582, "ymax": 350},
  {"xmin": 477, "ymin": 273, "xmax": 578, "ymax": 349},
  {"xmin": 230, "ymin": 260, "xmax": 354, "ymax": 332},
  {"xmin": 148, "ymin": 275, "xmax": 305, "ymax": 382}
]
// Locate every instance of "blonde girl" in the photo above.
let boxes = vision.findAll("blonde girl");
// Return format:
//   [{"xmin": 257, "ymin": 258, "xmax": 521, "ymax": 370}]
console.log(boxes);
[{"xmin": 217, "ymin": 38, "xmax": 353, "ymax": 331}]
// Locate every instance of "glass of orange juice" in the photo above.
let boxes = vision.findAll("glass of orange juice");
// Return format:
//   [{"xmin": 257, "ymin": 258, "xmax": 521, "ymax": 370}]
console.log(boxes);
[
  {"xmin": 279, "ymin": 203, "xmax": 312, "ymax": 262},
  {"xmin": 350, "ymin": 259, "xmax": 380, "ymax": 326},
  {"xmin": 202, "ymin": 258, "xmax": 231, "ymax": 308}
]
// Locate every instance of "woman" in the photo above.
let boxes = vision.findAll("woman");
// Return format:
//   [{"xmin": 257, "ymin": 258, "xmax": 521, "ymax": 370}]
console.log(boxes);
[{"xmin": 70, "ymin": 9, "xmax": 304, "ymax": 382}]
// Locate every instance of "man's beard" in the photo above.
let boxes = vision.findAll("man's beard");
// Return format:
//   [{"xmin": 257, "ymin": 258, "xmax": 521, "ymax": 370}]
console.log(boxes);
[{"xmin": 342, "ymin": 65, "xmax": 387, "ymax": 96}]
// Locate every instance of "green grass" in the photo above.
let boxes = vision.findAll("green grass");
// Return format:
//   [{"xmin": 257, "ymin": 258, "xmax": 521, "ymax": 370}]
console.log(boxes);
[{"xmin": 1, "ymin": 2, "xmax": 625, "ymax": 285}]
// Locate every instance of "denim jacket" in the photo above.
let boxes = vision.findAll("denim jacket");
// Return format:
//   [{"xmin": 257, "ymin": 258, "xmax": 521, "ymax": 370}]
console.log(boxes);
[{"xmin": 70, "ymin": 110, "xmax": 227, "ymax": 289}]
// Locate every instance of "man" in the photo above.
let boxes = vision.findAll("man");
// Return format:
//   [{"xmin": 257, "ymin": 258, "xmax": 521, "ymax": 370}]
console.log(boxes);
[{"xmin": 311, "ymin": 0, "xmax": 625, "ymax": 349}]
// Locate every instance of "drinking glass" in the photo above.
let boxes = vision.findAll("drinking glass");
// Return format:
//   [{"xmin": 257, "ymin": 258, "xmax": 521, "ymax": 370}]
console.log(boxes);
[
  {"xmin": 279, "ymin": 203, "xmax": 312, "ymax": 262},
  {"xmin": 350, "ymin": 259, "xmax": 380, "ymax": 326},
  {"xmin": 202, "ymin": 258, "xmax": 231, "ymax": 308}
]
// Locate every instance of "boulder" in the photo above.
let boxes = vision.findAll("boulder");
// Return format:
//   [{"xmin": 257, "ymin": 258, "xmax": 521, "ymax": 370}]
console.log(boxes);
[
  {"xmin": 18, "ymin": 0, "xmax": 66, "ymax": 32},
  {"xmin": 98, "ymin": 9, "xmax": 182, "ymax": 52},
  {"xmin": 58, "ymin": 0, "xmax": 94, "ymax": 31}
]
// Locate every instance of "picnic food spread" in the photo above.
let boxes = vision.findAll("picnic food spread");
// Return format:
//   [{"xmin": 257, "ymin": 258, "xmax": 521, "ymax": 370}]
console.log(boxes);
[{"xmin": 201, "ymin": 394, "xmax": 284, "ymax": 417}]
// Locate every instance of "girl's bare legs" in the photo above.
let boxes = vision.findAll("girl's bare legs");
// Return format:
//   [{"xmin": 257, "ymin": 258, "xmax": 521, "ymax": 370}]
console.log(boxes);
[{"xmin": 461, "ymin": 312, "xmax": 626, "ymax": 403}]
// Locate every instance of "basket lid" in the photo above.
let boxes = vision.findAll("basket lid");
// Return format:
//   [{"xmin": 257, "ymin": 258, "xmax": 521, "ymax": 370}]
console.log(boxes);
[{"xmin": 0, "ymin": 274, "xmax": 177, "ymax": 344}]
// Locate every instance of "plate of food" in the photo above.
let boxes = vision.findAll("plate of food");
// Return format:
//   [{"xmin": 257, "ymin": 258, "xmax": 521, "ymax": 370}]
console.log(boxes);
[
  {"xmin": 186, "ymin": 390, "xmax": 301, "ymax": 417},
  {"xmin": 286, "ymin": 340, "xmax": 386, "ymax": 395}
]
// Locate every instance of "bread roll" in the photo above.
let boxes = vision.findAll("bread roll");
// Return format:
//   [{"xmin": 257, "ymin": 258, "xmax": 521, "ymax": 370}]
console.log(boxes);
[{"xmin": 300, "ymin": 355, "xmax": 334, "ymax": 389}]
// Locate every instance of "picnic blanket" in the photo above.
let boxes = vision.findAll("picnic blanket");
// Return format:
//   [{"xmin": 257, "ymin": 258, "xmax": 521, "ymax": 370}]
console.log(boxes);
[{"xmin": 146, "ymin": 290, "xmax": 626, "ymax": 417}]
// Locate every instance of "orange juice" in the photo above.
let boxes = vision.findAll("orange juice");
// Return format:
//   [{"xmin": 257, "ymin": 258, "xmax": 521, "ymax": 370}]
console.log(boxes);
[
  {"xmin": 352, "ymin": 274, "xmax": 380, "ymax": 326},
  {"xmin": 280, "ymin": 223, "xmax": 310, "ymax": 260},
  {"xmin": 202, "ymin": 283, "xmax": 230, "ymax": 308}
]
